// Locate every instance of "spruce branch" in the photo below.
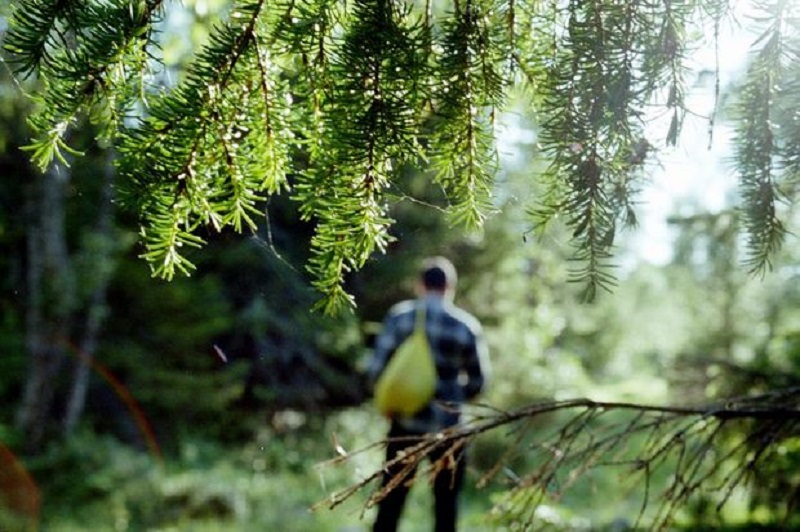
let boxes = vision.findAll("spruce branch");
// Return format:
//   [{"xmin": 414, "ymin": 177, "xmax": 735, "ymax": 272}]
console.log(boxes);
[
  {"xmin": 535, "ymin": 0, "xmax": 648, "ymax": 299},
  {"xmin": 299, "ymin": 0, "xmax": 427, "ymax": 311},
  {"xmin": 117, "ymin": 0, "xmax": 299, "ymax": 280},
  {"xmin": 429, "ymin": 0, "xmax": 506, "ymax": 231},
  {"xmin": 3, "ymin": 0, "xmax": 75, "ymax": 77},
  {"xmin": 4, "ymin": 0, "xmax": 164, "ymax": 170},
  {"xmin": 6, "ymin": 0, "xmax": 800, "ymax": 309},
  {"xmin": 734, "ymin": 0, "xmax": 791, "ymax": 275}
]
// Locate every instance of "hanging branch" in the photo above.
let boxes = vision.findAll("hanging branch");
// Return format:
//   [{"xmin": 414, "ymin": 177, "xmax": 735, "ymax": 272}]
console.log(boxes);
[
  {"xmin": 734, "ymin": 0, "xmax": 792, "ymax": 275},
  {"xmin": 5, "ymin": 0, "xmax": 164, "ymax": 170},
  {"xmin": 535, "ymin": 0, "xmax": 635, "ymax": 299},
  {"xmin": 315, "ymin": 388, "xmax": 800, "ymax": 529},
  {"xmin": 116, "ymin": 0, "xmax": 294, "ymax": 279},
  {"xmin": 298, "ymin": 0, "xmax": 427, "ymax": 312},
  {"xmin": 429, "ymin": 0, "xmax": 506, "ymax": 230},
  {"xmin": 6, "ymin": 0, "xmax": 800, "ymax": 310}
]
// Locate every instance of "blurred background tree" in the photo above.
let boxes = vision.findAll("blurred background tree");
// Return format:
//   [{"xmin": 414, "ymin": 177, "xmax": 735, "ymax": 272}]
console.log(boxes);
[{"xmin": 1, "ymin": 0, "xmax": 800, "ymax": 530}]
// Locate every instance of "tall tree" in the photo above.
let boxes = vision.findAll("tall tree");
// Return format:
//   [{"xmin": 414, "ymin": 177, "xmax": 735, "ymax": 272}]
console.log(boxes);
[
  {"xmin": 62, "ymin": 152, "xmax": 117, "ymax": 436},
  {"xmin": 16, "ymin": 163, "xmax": 74, "ymax": 451},
  {"xmin": 0, "ymin": 61, "xmax": 124, "ymax": 449},
  {"xmin": 12, "ymin": 147, "xmax": 123, "ymax": 451}
]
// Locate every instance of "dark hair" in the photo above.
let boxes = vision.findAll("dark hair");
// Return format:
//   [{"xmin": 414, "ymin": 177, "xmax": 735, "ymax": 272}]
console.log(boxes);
[{"xmin": 420, "ymin": 256, "xmax": 457, "ymax": 291}]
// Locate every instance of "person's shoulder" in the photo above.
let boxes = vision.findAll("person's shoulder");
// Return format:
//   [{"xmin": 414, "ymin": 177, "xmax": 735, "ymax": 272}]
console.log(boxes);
[
  {"xmin": 387, "ymin": 299, "xmax": 416, "ymax": 318},
  {"xmin": 446, "ymin": 303, "xmax": 483, "ymax": 333}
]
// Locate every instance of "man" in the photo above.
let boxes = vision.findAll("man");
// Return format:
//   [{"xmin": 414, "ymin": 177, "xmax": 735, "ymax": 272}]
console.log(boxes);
[{"xmin": 369, "ymin": 256, "xmax": 490, "ymax": 532}]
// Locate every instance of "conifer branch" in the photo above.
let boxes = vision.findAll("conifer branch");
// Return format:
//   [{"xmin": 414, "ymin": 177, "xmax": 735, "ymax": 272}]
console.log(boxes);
[
  {"xmin": 301, "ymin": 0, "xmax": 426, "ymax": 311},
  {"xmin": 5, "ymin": 0, "xmax": 164, "ymax": 170},
  {"xmin": 734, "ymin": 0, "xmax": 791, "ymax": 275},
  {"xmin": 6, "ymin": 0, "xmax": 800, "ymax": 310},
  {"xmin": 430, "ymin": 0, "xmax": 503, "ymax": 230},
  {"xmin": 117, "ymin": 0, "xmax": 299, "ymax": 280}
]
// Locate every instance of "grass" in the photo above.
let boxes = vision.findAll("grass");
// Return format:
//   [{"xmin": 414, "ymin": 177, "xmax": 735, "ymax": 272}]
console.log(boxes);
[
  {"xmin": 10, "ymin": 409, "xmax": 507, "ymax": 531},
  {"xmin": 7, "ymin": 407, "xmax": 790, "ymax": 531}
]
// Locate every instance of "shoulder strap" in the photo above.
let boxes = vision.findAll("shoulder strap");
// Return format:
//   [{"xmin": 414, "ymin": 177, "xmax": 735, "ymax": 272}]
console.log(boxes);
[{"xmin": 414, "ymin": 301, "xmax": 426, "ymax": 332}]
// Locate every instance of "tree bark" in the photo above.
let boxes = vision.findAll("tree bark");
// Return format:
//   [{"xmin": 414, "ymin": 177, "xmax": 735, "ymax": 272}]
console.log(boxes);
[
  {"xmin": 16, "ymin": 164, "xmax": 75, "ymax": 452},
  {"xmin": 63, "ymin": 155, "xmax": 117, "ymax": 435}
]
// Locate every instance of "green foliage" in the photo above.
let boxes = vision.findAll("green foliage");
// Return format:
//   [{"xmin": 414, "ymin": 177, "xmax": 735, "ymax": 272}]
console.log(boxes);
[
  {"xmin": 732, "ymin": 0, "xmax": 797, "ymax": 274},
  {"xmin": 8, "ymin": 0, "xmax": 799, "ymax": 306},
  {"xmin": 98, "ymin": 258, "xmax": 239, "ymax": 441},
  {"xmin": 5, "ymin": 1, "xmax": 800, "ymax": 528},
  {"xmin": 297, "ymin": 0, "xmax": 428, "ymax": 312},
  {"xmin": 26, "ymin": 430, "xmax": 158, "ymax": 522},
  {"xmin": 21, "ymin": 412, "xmax": 426, "ymax": 530},
  {"xmin": 117, "ymin": 1, "xmax": 292, "ymax": 280},
  {"xmin": 428, "ymin": 0, "xmax": 506, "ymax": 230},
  {"xmin": 4, "ymin": 0, "xmax": 156, "ymax": 168}
]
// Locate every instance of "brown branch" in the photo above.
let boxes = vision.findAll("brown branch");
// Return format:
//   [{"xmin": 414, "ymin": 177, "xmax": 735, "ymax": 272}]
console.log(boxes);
[{"xmin": 314, "ymin": 388, "xmax": 800, "ymax": 528}]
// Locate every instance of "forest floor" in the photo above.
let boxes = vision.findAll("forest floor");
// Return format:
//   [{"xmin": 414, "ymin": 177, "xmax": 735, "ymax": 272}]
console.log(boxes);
[
  {"xmin": 3, "ymin": 407, "xmax": 771, "ymax": 531},
  {"xmin": 3, "ymin": 409, "xmax": 522, "ymax": 531}
]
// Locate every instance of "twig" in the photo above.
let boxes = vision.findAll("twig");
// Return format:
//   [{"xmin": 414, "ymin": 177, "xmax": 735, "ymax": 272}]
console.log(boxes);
[{"xmin": 314, "ymin": 388, "xmax": 800, "ymax": 528}]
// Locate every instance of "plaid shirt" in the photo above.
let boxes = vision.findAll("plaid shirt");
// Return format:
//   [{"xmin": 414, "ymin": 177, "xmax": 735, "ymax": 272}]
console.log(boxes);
[{"xmin": 369, "ymin": 294, "xmax": 489, "ymax": 433}]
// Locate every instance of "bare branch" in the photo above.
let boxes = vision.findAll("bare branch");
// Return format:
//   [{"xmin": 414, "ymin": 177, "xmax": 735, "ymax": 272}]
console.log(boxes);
[{"xmin": 315, "ymin": 388, "xmax": 800, "ymax": 528}]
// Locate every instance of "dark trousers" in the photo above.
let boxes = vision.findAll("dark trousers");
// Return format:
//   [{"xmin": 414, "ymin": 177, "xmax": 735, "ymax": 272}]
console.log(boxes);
[{"xmin": 373, "ymin": 422, "xmax": 466, "ymax": 532}]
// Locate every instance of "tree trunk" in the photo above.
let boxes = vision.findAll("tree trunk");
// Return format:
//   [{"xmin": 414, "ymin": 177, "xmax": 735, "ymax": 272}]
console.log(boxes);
[
  {"xmin": 16, "ymin": 164, "xmax": 75, "ymax": 452},
  {"xmin": 63, "ymin": 155, "xmax": 117, "ymax": 435}
]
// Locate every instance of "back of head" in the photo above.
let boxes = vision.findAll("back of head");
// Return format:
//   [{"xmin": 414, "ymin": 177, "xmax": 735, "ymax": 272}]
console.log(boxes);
[{"xmin": 420, "ymin": 256, "xmax": 457, "ymax": 293}]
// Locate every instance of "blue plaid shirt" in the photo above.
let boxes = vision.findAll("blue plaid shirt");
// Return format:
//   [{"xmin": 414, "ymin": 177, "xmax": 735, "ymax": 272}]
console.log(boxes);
[{"xmin": 369, "ymin": 294, "xmax": 489, "ymax": 433}]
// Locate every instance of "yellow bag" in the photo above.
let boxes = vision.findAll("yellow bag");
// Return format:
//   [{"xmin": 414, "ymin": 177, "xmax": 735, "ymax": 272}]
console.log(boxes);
[{"xmin": 374, "ymin": 304, "xmax": 436, "ymax": 417}]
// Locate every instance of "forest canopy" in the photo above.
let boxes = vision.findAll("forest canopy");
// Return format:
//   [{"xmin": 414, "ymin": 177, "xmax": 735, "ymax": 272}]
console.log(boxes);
[{"xmin": 4, "ymin": 0, "xmax": 799, "ymax": 310}]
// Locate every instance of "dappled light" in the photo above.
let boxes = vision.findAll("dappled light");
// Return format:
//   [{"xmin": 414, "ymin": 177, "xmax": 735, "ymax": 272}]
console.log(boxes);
[{"xmin": 2, "ymin": 0, "xmax": 800, "ymax": 529}]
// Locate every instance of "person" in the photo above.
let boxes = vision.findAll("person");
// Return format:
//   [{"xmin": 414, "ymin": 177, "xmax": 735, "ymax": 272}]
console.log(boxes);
[{"xmin": 369, "ymin": 256, "xmax": 490, "ymax": 532}]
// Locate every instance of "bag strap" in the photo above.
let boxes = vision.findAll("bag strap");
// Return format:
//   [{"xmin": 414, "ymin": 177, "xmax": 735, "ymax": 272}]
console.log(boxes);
[{"xmin": 414, "ymin": 301, "xmax": 426, "ymax": 332}]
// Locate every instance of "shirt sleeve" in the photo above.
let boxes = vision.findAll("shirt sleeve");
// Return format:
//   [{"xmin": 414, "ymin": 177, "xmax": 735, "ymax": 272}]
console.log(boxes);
[{"xmin": 462, "ymin": 323, "xmax": 490, "ymax": 400}]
